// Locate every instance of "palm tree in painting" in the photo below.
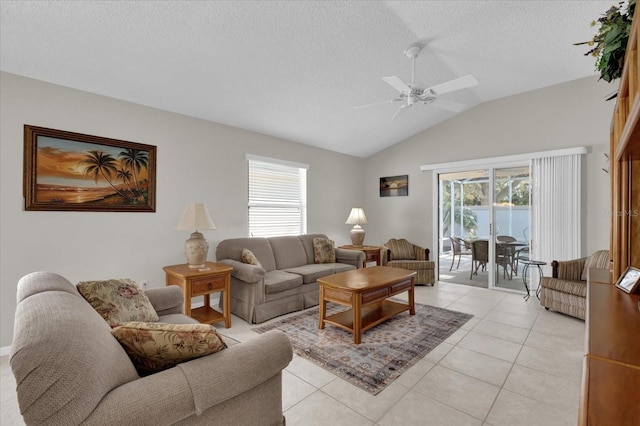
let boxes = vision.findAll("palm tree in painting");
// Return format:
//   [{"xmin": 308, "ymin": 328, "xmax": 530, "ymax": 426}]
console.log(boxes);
[
  {"xmin": 116, "ymin": 167, "xmax": 134, "ymax": 195},
  {"xmin": 119, "ymin": 149, "xmax": 148, "ymax": 194},
  {"xmin": 80, "ymin": 150, "xmax": 132, "ymax": 200}
]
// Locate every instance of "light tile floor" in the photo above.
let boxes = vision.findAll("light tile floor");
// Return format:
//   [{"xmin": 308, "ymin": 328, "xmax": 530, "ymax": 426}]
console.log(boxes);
[{"xmin": 0, "ymin": 281, "xmax": 585, "ymax": 426}]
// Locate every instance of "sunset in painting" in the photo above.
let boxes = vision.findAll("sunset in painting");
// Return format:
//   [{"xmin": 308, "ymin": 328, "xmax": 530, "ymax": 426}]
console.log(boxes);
[{"xmin": 35, "ymin": 136, "xmax": 150, "ymax": 205}]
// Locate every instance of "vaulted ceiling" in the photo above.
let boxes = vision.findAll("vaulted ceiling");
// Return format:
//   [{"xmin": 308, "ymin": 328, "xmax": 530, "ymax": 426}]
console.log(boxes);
[{"xmin": 0, "ymin": 1, "xmax": 614, "ymax": 157}]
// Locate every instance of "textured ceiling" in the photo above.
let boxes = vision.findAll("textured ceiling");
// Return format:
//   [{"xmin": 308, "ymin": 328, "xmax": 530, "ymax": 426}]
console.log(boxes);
[{"xmin": 0, "ymin": 1, "xmax": 614, "ymax": 157}]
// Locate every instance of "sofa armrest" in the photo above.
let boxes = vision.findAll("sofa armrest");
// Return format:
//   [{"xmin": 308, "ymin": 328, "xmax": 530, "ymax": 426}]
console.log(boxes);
[
  {"xmin": 145, "ymin": 286, "xmax": 184, "ymax": 316},
  {"xmin": 414, "ymin": 246, "xmax": 430, "ymax": 261},
  {"xmin": 553, "ymin": 257, "xmax": 587, "ymax": 281},
  {"xmin": 178, "ymin": 330, "xmax": 292, "ymax": 414},
  {"xmin": 335, "ymin": 248, "xmax": 365, "ymax": 268},
  {"xmin": 83, "ymin": 330, "xmax": 292, "ymax": 425},
  {"xmin": 218, "ymin": 259, "xmax": 266, "ymax": 283}
]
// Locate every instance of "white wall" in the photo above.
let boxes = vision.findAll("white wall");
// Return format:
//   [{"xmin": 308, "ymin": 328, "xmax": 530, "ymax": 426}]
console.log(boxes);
[
  {"xmin": 0, "ymin": 72, "xmax": 364, "ymax": 348},
  {"xmin": 0, "ymin": 73, "xmax": 615, "ymax": 349},
  {"xmin": 364, "ymin": 76, "xmax": 614, "ymax": 260}
]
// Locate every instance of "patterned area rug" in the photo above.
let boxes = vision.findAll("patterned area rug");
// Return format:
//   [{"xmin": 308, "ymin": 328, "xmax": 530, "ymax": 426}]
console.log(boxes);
[{"xmin": 253, "ymin": 302, "xmax": 473, "ymax": 394}]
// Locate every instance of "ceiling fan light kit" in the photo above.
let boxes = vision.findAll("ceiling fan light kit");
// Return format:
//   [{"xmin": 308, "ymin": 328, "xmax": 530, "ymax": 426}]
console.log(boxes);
[{"xmin": 355, "ymin": 43, "xmax": 479, "ymax": 120}]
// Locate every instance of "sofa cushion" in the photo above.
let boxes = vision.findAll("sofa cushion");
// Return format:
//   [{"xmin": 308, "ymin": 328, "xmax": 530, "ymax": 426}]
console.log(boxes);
[
  {"xmin": 332, "ymin": 263, "xmax": 356, "ymax": 274},
  {"xmin": 388, "ymin": 260, "xmax": 435, "ymax": 270},
  {"xmin": 581, "ymin": 250, "xmax": 610, "ymax": 281},
  {"xmin": 283, "ymin": 264, "xmax": 337, "ymax": 284},
  {"xmin": 313, "ymin": 237, "xmax": 336, "ymax": 263},
  {"xmin": 111, "ymin": 321, "xmax": 227, "ymax": 376},
  {"xmin": 387, "ymin": 238, "xmax": 416, "ymax": 260},
  {"xmin": 263, "ymin": 270, "xmax": 303, "ymax": 294},
  {"xmin": 268, "ymin": 236, "xmax": 308, "ymax": 269},
  {"xmin": 242, "ymin": 248, "xmax": 262, "ymax": 267},
  {"xmin": 540, "ymin": 277, "xmax": 587, "ymax": 298},
  {"xmin": 77, "ymin": 278, "xmax": 159, "ymax": 327}
]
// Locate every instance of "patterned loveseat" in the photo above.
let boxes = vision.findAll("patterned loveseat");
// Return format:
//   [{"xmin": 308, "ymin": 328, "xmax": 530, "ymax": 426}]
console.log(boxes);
[
  {"xmin": 539, "ymin": 250, "xmax": 610, "ymax": 320},
  {"xmin": 382, "ymin": 238, "xmax": 435, "ymax": 286}
]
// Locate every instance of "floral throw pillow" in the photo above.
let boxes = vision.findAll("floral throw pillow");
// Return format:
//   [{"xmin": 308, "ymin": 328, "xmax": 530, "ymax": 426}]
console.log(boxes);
[
  {"xmin": 313, "ymin": 238, "xmax": 336, "ymax": 263},
  {"xmin": 241, "ymin": 248, "xmax": 262, "ymax": 267},
  {"xmin": 77, "ymin": 278, "xmax": 159, "ymax": 327},
  {"xmin": 111, "ymin": 321, "xmax": 227, "ymax": 376}
]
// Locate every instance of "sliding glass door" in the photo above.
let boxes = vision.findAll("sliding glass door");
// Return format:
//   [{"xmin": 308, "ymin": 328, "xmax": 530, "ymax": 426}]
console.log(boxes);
[
  {"xmin": 492, "ymin": 166, "xmax": 531, "ymax": 291},
  {"xmin": 437, "ymin": 164, "xmax": 531, "ymax": 293},
  {"xmin": 438, "ymin": 170, "xmax": 491, "ymax": 288}
]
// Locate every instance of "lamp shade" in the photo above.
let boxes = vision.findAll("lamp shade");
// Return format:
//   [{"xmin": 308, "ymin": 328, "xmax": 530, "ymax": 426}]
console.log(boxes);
[
  {"xmin": 176, "ymin": 203, "xmax": 216, "ymax": 231},
  {"xmin": 345, "ymin": 207, "xmax": 368, "ymax": 225}
]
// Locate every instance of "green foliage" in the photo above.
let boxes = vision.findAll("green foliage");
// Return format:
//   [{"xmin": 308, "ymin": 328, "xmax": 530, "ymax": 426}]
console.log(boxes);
[
  {"xmin": 575, "ymin": 0, "xmax": 636, "ymax": 82},
  {"xmin": 441, "ymin": 182, "xmax": 481, "ymax": 237}
]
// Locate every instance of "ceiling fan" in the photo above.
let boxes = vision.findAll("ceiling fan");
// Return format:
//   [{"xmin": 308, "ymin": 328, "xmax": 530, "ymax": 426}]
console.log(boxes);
[{"xmin": 355, "ymin": 43, "xmax": 479, "ymax": 121}]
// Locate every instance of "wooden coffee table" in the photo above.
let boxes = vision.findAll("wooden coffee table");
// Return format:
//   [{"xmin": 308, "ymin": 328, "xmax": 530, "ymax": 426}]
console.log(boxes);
[{"xmin": 317, "ymin": 266, "xmax": 416, "ymax": 344}]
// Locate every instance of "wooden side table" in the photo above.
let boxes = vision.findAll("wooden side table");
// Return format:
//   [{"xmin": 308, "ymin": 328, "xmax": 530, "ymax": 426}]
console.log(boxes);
[
  {"xmin": 339, "ymin": 245, "xmax": 382, "ymax": 268},
  {"xmin": 163, "ymin": 262, "xmax": 233, "ymax": 328}
]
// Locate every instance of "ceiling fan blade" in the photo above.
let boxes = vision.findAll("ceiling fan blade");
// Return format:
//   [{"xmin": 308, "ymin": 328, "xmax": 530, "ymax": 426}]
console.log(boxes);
[
  {"xmin": 431, "ymin": 99, "xmax": 466, "ymax": 113},
  {"xmin": 353, "ymin": 98, "xmax": 402, "ymax": 109},
  {"xmin": 383, "ymin": 76, "xmax": 411, "ymax": 93},
  {"xmin": 426, "ymin": 75, "xmax": 479, "ymax": 96},
  {"xmin": 391, "ymin": 104, "xmax": 412, "ymax": 121}
]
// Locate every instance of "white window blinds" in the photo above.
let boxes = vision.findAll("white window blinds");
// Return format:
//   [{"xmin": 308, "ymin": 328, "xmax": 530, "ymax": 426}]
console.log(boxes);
[
  {"xmin": 531, "ymin": 153, "xmax": 582, "ymax": 277},
  {"xmin": 248, "ymin": 156, "xmax": 308, "ymax": 238}
]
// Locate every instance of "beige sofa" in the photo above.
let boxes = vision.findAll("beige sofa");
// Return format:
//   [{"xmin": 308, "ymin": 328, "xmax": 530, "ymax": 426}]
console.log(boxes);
[
  {"xmin": 539, "ymin": 250, "xmax": 610, "ymax": 320},
  {"xmin": 216, "ymin": 234, "xmax": 364, "ymax": 323},
  {"xmin": 11, "ymin": 271, "xmax": 293, "ymax": 426}
]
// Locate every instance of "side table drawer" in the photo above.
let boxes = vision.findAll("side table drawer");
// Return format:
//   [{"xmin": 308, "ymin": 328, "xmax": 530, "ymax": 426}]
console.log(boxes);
[
  {"xmin": 365, "ymin": 252, "xmax": 378, "ymax": 261},
  {"xmin": 192, "ymin": 275, "xmax": 226, "ymax": 296}
]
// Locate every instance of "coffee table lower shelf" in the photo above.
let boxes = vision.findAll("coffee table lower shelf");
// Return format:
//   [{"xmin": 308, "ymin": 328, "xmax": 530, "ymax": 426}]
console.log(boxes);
[{"xmin": 323, "ymin": 300, "xmax": 410, "ymax": 336}]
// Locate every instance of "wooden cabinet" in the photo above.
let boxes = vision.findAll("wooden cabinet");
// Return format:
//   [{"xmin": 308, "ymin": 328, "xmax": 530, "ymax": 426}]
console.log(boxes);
[
  {"xmin": 163, "ymin": 262, "xmax": 232, "ymax": 327},
  {"xmin": 579, "ymin": 269, "xmax": 640, "ymax": 425},
  {"xmin": 610, "ymin": 9, "xmax": 640, "ymax": 277}
]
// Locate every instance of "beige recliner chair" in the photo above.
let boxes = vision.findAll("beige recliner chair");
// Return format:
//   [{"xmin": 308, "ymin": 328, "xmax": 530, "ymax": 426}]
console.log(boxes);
[
  {"xmin": 383, "ymin": 238, "xmax": 435, "ymax": 286},
  {"xmin": 11, "ymin": 271, "xmax": 293, "ymax": 425}
]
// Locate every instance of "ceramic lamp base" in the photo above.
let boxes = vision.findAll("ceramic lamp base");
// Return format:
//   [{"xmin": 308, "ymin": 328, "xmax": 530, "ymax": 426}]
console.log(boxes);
[
  {"xmin": 350, "ymin": 225, "xmax": 365, "ymax": 246},
  {"xmin": 184, "ymin": 231, "xmax": 209, "ymax": 268}
]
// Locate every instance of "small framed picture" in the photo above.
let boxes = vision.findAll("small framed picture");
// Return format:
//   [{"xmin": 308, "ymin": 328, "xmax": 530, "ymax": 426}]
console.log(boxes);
[{"xmin": 615, "ymin": 266, "xmax": 640, "ymax": 294}]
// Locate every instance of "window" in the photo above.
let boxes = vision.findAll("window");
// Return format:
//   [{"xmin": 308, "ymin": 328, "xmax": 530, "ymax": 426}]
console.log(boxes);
[{"xmin": 247, "ymin": 155, "xmax": 308, "ymax": 237}]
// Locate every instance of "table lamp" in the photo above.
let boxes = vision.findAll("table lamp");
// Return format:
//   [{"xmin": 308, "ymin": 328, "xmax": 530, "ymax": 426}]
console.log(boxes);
[
  {"xmin": 176, "ymin": 203, "xmax": 216, "ymax": 268},
  {"xmin": 345, "ymin": 207, "xmax": 368, "ymax": 246}
]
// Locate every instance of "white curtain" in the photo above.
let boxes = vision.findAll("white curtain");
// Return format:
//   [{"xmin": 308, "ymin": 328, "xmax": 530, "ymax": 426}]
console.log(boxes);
[{"xmin": 531, "ymin": 154, "xmax": 582, "ymax": 281}]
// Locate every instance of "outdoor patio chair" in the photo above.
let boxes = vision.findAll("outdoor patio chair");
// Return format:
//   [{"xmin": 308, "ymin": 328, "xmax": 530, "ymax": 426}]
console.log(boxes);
[
  {"xmin": 469, "ymin": 240, "xmax": 488, "ymax": 279},
  {"xmin": 449, "ymin": 236, "xmax": 472, "ymax": 271}
]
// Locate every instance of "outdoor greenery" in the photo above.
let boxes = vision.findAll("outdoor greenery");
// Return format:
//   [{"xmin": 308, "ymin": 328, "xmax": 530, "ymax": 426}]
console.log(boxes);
[
  {"xmin": 575, "ymin": 0, "xmax": 636, "ymax": 82},
  {"xmin": 441, "ymin": 175, "xmax": 530, "ymax": 238}
]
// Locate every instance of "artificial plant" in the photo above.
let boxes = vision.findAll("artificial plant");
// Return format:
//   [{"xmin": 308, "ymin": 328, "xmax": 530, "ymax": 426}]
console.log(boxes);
[{"xmin": 575, "ymin": 0, "xmax": 636, "ymax": 82}]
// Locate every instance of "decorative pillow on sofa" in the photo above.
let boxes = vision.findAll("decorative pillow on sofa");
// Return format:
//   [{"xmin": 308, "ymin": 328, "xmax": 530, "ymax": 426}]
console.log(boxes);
[
  {"xmin": 111, "ymin": 321, "xmax": 227, "ymax": 376},
  {"xmin": 241, "ymin": 248, "xmax": 262, "ymax": 267},
  {"xmin": 77, "ymin": 278, "xmax": 159, "ymax": 327},
  {"xmin": 313, "ymin": 238, "xmax": 336, "ymax": 263}
]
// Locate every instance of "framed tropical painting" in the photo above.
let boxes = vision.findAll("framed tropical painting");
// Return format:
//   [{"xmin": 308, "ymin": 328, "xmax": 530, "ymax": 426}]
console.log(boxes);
[{"xmin": 23, "ymin": 125, "xmax": 156, "ymax": 212}]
